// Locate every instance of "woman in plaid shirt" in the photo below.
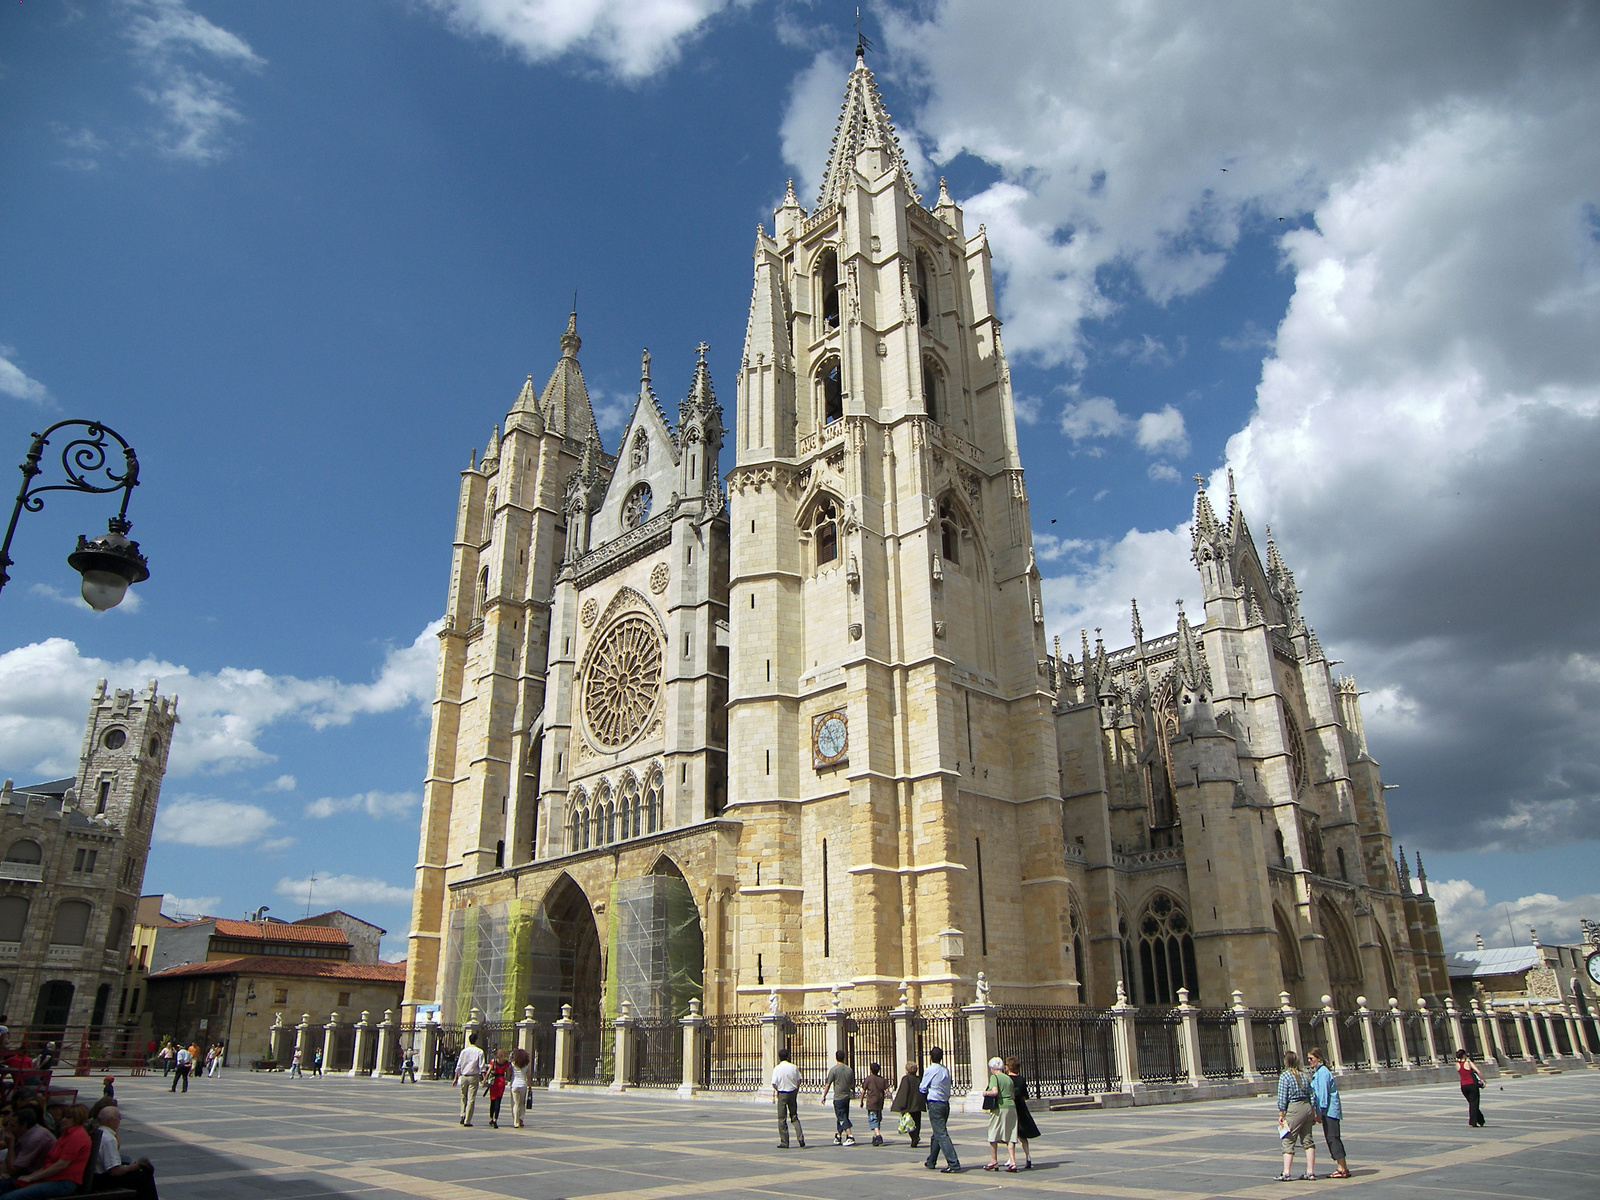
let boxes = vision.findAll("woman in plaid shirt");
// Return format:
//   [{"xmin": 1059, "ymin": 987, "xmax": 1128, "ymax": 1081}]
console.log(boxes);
[{"xmin": 1274, "ymin": 1051, "xmax": 1317, "ymax": 1181}]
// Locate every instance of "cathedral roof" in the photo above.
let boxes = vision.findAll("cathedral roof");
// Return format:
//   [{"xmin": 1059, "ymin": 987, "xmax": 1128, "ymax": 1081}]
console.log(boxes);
[
  {"xmin": 817, "ymin": 50, "xmax": 920, "ymax": 207},
  {"xmin": 147, "ymin": 955, "xmax": 405, "ymax": 983},
  {"xmin": 532, "ymin": 312, "xmax": 599, "ymax": 446}
]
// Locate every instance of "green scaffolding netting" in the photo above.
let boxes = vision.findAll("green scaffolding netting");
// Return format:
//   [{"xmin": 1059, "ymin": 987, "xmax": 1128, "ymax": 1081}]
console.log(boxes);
[{"xmin": 604, "ymin": 872, "xmax": 705, "ymax": 1021}]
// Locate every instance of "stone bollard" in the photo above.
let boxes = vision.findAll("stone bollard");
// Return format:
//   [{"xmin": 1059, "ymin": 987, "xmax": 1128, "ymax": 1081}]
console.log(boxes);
[
  {"xmin": 890, "ymin": 981, "xmax": 915, "ymax": 1076},
  {"xmin": 269, "ymin": 1013, "xmax": 288, "ymax": 1067},
  {"xmin": 419, "ymin": 1012, "xmax": 441, "ymax": 1080},
  {"xmin": 350, "ymin": 1011, "xmax": 373, "ymax": 1078},
  {"xmin": 609, "ymin": 1000, "xmax": 636, "ymax": 1092},
  {"xmin": 549, "ymin": 1003, "xmax": 578, "ymax": 1090},
  {"xmin": 517, "ymin": 1005, "xmax": 538, "ymax": 1074},
  {"xmin": 1321, "ymin": 996, "xmax": 1347, "ymax": 1073},
  {"xmin": 1176, "ymin": 988, "xmax": 1203, "ymax": 1086},
  {"xmin": 1111, "ymin": 979, "xmax": 1142, "ymax": 1098},
  {"xmin": 322, "ymin": 1012, "xmax": 340, "ymax": 1073},
  {"xmin": 1387, "ymin": 998, "xmax": 1414, "ymax": 1068},
  {"xmin": 962, "ymin": 975, "xmax": 999, "ymax": 1112},
  {"xmin": 1280, "ymin": 992, "xmax": 1303, "ymax": 1063},
  {"xmin": 374, "ymin": 1010, "xmax": 396, "ymax": 1079},
  {"xmin": 678, "ymin": 997, "xmax": 708, "ymax": 1098},
  {"xmin": 1444, "ymin": 996, "xmax": 1466, "ymax": 1056},
  {"xmin": 1417, "ymin": 998, "xmax": 1439, "ymax": 1065},
  {"xmin": 295, "ymin": 1013, "xmax": 314, "ymax": 1070},
  {"xmin": 1231, "ymin": 990, "xmax": 1260, "ymax": 1080}
]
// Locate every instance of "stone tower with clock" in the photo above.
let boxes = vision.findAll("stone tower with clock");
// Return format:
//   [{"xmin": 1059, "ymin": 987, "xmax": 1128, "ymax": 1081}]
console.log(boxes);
[{"xmin": 723, "ymin": 47, "xmax": 1074, "ymax": 1009}]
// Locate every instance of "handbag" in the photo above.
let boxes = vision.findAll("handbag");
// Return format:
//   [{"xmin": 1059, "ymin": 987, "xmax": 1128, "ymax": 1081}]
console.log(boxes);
[
  {"xmin": 897, "ymin": 1112, "xmax": 914, "ymax": 1134},
  {"xmin": 982, "ymin": 1073, "xmax": 1001, "ymax": 1112}
]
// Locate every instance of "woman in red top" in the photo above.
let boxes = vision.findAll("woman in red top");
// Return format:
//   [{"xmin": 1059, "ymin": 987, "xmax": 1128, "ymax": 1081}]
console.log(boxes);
[
  {"xmin": 8, "ymin": 1102, "xmax": 90, "ymax": 1198},
  {"xmin": 1455, "ymin": 1049, "xmax": 1486, "ymax": 1127},
  {"xmin": 486, "ymin": 1049, "xmax": 512, "ymax": 1129}
]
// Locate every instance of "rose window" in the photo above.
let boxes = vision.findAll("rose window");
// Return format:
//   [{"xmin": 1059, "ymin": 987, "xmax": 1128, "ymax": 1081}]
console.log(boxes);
[
  {"xmin": 622, "ymin": 483, "xmax": 652, "ymax": 529},
  {"xmin": 582, "ymin": 616, "xmax": 663, "ymax": 748}
]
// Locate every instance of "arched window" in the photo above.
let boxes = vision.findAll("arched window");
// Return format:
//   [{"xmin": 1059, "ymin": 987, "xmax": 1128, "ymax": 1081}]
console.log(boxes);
[
  {"xmin": 620, "ymin": 775, "xmax": 641, "ymax": 839},
  {"xmin": 1144, "ymin": 690, "xmax": 1179, "ymax": 832},
  {"xmin": 106, "ymin": 906, "xmax": 127, "ymax": 950},
  {"xmin": 604, "ymin": 800, "xmax": 617, "ymax": 844},
  {"xmin": 1119, "ymin": 916, "xmax": 1136, "ymax": 997},
  {"xmin": 149, "ymin": 734, "xmax": 162, "ymax": 757},
  {"xmin": 1274, "ymin": 828, "xmax": 1287, "ymax": 864},
  {"xmin": 922, "ymin": 358, "xmax": 939, "ymax": 422},
  {"xmin": 808, "ymin": 496, "xmax": 840, "ymax": 568},
  {"xmin": 483, "ymin": 488, "xmax": 496, "ymax": 543},
  {"xmin": 1336, "ymin": 846, "xmax": 1348, "ymax": 881},
  {"xmin": 916, "ymin": 253, "xmax": 933, "ymax": 328},
  {"xmin": 1136, "ymin": 893, "xmax": 1198, "ymax": 1005},
  {"xmin": 0, "ymin": 896, "xmax": 30, "ymax": 941},
  {"xmin": 134, "ymin": 788, "xmax": 149, "ymax": 825},
  {"xmin": 102, "ymin": 728, "xmax": 126, "ymax": 750},
  {"xmin": 939, "ymin": 498, "xmax": 962, "ymax": 564},
  {"xmin": 622, "ymin": 483, "xmax": 652, "ymax": 529},
  {"xmin": 569, "ymin": 789, "xmax": 588, "ymax": 852},
  {"xmin": 476, "ymin": 566, "xmax": 489, "ymax": 617},
  {"xmin": 1275, "ymin": 906, "xmax": 1303, "ymax": 994},
  {"xmin": 1069, "ymin": 901, "xmax": 1087, "ymax": 1005},
  {"xmin": 819, "ymin": 249, "xmax": 840, "ymax": 328},
  {"xmin": 593, "ymin": 784, "xmax": 611, "ymax": 846},
  {"xmin": 645, "ymin": 769, "xmax": 664, "ymax": 834},
  {"xmin": 51, "ymin": 900, "xmax": 92, "ymax": 946},
  {"xmin": 4, "ymin": 840, "xmax": 42, "ymax": 864},
  {"xmin": 820, "ymin": 358, "xmax": 843, "ymax": 424}
]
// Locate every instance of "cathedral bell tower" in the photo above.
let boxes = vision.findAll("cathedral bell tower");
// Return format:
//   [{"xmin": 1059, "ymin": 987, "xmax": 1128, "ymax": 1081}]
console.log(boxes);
[{"xmin": 725, "ymin": 50, "xmax": 1070, "ymax": 1007}]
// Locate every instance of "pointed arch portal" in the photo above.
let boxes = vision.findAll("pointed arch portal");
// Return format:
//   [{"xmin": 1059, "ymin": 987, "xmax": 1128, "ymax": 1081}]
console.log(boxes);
[{"xmin": 530, "ymin": 874, "xmax": 604, "ymax": 1024}]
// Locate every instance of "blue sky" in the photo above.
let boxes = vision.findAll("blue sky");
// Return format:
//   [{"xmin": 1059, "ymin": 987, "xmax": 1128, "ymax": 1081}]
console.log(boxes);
[{"xmin": 3, "ymin": 1, "xmax": 1598, "ymax": 957}]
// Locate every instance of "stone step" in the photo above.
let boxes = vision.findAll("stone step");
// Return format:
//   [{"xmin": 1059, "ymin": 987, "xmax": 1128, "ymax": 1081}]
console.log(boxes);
[{"xmin": 1047, "ymin": 1096, "xmax": 1102, "ymax": 1111}]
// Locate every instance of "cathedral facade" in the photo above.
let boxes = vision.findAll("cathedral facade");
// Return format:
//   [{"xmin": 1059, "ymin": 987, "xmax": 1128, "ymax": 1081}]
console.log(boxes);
[{"xmin": 405, "ymin": 53, "xmax": 1442, "ymax": 1025}]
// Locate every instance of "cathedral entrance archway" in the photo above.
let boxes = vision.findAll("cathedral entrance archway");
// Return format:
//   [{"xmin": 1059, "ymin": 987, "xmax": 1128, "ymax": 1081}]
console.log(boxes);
[
  {"xmin": 1318, "ymin": 899, "xmax": 1364, "ymax": 1011},
  {"xmin": 1275, "ymin": 905, "xmax": 1305, "ymax": 1007},
  {"xmin": 530, "ymin": 874, "xmax": 603, "ymax": 1025}
]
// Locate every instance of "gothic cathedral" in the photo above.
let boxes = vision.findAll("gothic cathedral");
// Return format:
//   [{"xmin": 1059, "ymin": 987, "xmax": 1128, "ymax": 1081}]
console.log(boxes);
[{"xmin": 405, "ymin": 52, "xmax": 1444, "ymax": 1025}]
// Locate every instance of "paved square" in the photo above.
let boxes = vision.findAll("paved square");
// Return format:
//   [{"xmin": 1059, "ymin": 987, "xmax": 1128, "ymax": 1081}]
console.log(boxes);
[{"xmin": 112, "ymin": 1068, "xmax": 1598, "ymax": 1200}]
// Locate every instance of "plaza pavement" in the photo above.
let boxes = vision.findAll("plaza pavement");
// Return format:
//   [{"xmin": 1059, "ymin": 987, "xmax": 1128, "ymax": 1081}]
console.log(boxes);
[{"xmin": 109, "ymin": 1066, "xmax": 1598, "ymax": 1200}]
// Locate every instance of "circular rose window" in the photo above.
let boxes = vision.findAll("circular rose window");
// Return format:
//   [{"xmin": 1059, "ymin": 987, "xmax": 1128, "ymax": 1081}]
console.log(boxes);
[
  {"xmin": 102, "ymin": 728, "xmax": 127, "ymax": 750},
  {"xmin": 582, "ymin": 616, "xmax": 663, "ymax": 748}
]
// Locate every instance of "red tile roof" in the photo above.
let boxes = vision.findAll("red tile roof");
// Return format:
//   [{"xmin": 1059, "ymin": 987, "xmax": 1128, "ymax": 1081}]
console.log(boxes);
[
  {"xmin": 147, "ymin": 956, "xmax": 406, "ymax": 984},
  {"xmin": 210, "ymin": 919, "xmax": 348, "ymax": 945}
]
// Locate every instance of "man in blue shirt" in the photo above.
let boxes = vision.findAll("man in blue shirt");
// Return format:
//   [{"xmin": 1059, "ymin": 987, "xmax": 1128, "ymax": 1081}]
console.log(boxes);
[
  {"xmin": 917, "ymin": 1046, "xmax": 961, "ymax": 1172},
  {"xmin": 1306, "ymin": 1047, "xmax": 1349, "ymax": 1179}
]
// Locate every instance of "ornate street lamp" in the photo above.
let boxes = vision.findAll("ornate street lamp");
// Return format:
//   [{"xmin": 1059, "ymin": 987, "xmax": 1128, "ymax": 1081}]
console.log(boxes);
[{"xmin": 0, "ymin": 420, "xmax": 149, "ymax": 611}]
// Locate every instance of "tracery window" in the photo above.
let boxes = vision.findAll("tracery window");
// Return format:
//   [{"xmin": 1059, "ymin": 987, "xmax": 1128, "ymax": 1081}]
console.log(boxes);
[
  {"xmin": 1283, "ymin": 708, "xmax": 1310, "ymax": 795},
  {"xmin": 808, "ymin": 496, "xmax": 840, "ymax": 568},
  {"xmin": 1144, "ymin": 689, "xmax": 1179, "ymax": 834},
  {"xmin": 820, "ymin": 358, "xmax": 843, "ymax": 424},
  {"xmin": 483, "ymin": 488, "xmax": 496, "ymax": 544},
  {"xmin": 568, "ymin": 788, "xmax": 589, "ymax": 852},
  {"xmin": 819, "ymin": 249, "xmax": 840, "ymax": 328},
  {"xmin": 645, "ymin": 769, "xmax": 664, "ymax": 833},
  {"xmin": 476, "ymin": 567, "xmax": 489, "ymax": 617},
  {"xmin": 622, "ymin": 483, "xmax": 653, "ymax": 529},
  {"xmin": 916, "ymin": 253, "xmax": 933, "ymax": 328},
  {"xmin": 1136, "ymin": 893, "xmax": 1198, "ymax": 1005},
  {"xmin": 1319, "ymin": 898, "xmax": 1364, "ymax": 1011},
  {"xmin": 582, "ymin": 616, "xmax": 663, "ymax": 749}
]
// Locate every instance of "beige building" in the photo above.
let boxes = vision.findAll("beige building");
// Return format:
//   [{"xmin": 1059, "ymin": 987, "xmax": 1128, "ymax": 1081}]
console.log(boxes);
[
  {"xmin": 0, "ymin": 682, "xmax": 176, "ymax": 1032},
  {"xmin": 406, "ymin": 52, "xmax": 1443, "ymax": 1024}
]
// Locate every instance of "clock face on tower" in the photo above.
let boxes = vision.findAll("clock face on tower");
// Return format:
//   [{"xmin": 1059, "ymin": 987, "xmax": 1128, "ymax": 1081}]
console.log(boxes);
[
  {"xmin": 1587, "ymin": 950, "xmax": 1600, "ymax": 988},
  {"xmin": 812, "ymin": 710, "xmax": 848, "ymax": 769}
]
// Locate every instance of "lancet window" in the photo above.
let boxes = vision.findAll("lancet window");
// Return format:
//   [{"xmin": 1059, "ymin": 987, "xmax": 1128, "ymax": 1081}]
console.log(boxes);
[
  {"xmin": 622, "ymin": 483, "xmax": 653, "ymax": 529},
  {"xmin": 938, "ymin": 498, "xmax": 963, "ymax": 564},
  {"xmin": 563, "ymin": 765, "xmax": 667, "ymax": 854},
  {"xmin": 819, "ymin": 358, "xmax": 843, "ymax": 424},
  {"xmin": 819, "ymin": 249, "xmax": 840, "ymax": 328},
  {"xmin": 807, "ymin": 496, "xmax": 841, "ymax": 569},
  {"xmin": 1135, "ymin": 892, "xmax": 1199, "ymax": 1005},
  {"xmin": 922, "ymin": 358, "xmax": 939, "ymax": 422},
  {"xmin": 916, "ymin": 252, "xmax": 933, "ymax": 328}
]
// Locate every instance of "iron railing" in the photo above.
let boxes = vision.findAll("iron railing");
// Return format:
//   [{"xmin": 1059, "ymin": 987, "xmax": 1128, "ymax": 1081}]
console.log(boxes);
[
  {"xmin": 1134, "ymin": 1010, "xmax": 1183, "ymax": 1084},
  {"xmin": 1197, "ymin": 1010, "xmax": 1242, "ymax": 1079},
  {"xmin": 1251, "ymin": 1011, "xmax": 1286, "ymax": 1072},
  {"xmin": 995, "ymin": 1006, "xmax": 1118, "ymax": 1098},
  {"xmin": 704, "ymin": 1013, "xmax": 763, "ymax": 1093},
  {"xmin": 630, "ymin": 1018, "xmax": 683, "ymax": 1088},
  {"xmin": 914, "ymin": 1006, "xmax": 973, "ymax": 1094}
]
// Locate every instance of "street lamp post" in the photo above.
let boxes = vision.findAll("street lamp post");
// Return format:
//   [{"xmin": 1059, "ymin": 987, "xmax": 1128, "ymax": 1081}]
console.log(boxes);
[{"xmin": 0, "ymin": 420, "xmax": 149, "ymax": 611}]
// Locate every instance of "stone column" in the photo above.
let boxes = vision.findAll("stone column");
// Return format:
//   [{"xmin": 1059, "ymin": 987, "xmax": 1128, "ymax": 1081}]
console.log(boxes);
[
  {"xmin": 1471, "ymin": 1000, "xmax": 1494, "ymax": 1062},
  {"xmin": 1562, "ymin": 1004, "xmax": 1586, "ymax": 1060},
  {"xmin": 464, "ymin": 1006, "xmax": 484, "ymax": 1061},
  {"xmin": 824, "ymin": 988, "xmax": 851, "ymax": 1065},
  {"xmin": 1280, "ymin": 993, "xmax": 1303, "ymax": 1063},
  {"xmin": 1111, "ymin": 982, "xmax": 1142, "ymax": 1097},
  {"xmin": 549, "ymin": 1003, "xmax": 577, "ymax": 1090},
  {"xmin": 962, "ymin": 1000, "xmax": 999, "ymax": 1112},
  {"xmin": 350, "ymin": 1011, "xmax": 373, "ymax": 1078},
  {"xmin": 1483, "ymin": 999, "xmax": 1508, "ymax": 1063},
  {"xmin": 269, "ymin": 1013, "xmax": 288, "ymax": 1066},
  {"xmin": 1542, "ymin": 1006, "xmax": 1565, "ymax": 1058},
  {"xmin": 517, "ymin": 1005, "xmax": 538, "ymax": 1068},
  {"xmin": 1512, "ymin": 1008, "xmax": 1534, "ymax": 1061},
  {"xmin": 1318, "ymin": 996, "xmax": 1346, "ymax": 1072},
  {"xmin": 609, "ymin": 1000, "xmax": 636, "ymax": 1092},
  {"xmin": 322, "ymin": 1013, "xmax": 339, "ymax": 1072},
  {"xmin": 1231, "ymin": 990, "xmax": 1260, "ymax": 1080},
  {"xmin": 678, "ymin": 997, "xmax": 707, "ymax": 1098},
  {"xmin": 1176, "ymin": 988, "xmax": 1203, "ymax": 1085},
  {"xmin": 419, "ymin": 1014, "xmax": 440, "ymax": 1080},
  {"xmin": 1387, "ymin": 998, "xmax": 1414, "ymax": 1068},
  {"xmin": 295, "ymin": 1013, "xmax": 314, "ymax": 1067},
  {"xmin": 1417, "ymin": 998, "xmax": 1439, "ymax": 1065},
  {"xmin": 374, "ymin": 1010, "xmax": 396, "ymax": 1079},
  {"xmin": 1355, "ymin": 998, "xmax": 1379, "ymax": 1071},
  {"xmin": 1444, "ymin": 996, "xmax": 1466, "ymax": 1055},
  {"xmin": 891, "ymin": 983, "xmax": 915, "ymax": 1075}
]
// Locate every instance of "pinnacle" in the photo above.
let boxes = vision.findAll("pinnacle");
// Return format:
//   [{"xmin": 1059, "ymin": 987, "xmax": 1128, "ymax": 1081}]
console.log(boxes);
[
  {"xmin": 560, "ymin": 311, "xmax": 580, "ymax": 357},
  {"xmin": 816, "ymin": 54, "xmax": 919, "ymax": 207}
]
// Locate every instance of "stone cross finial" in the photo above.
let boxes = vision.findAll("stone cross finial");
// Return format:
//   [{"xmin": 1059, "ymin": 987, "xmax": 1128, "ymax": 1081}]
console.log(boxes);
[
  {"xmin": 695, "ymin": 341, "xmax": 709, "ymax": 362},
  {"xmin": 1193, "ymin": 473, "xmax": 1207, "ymax": 489}
]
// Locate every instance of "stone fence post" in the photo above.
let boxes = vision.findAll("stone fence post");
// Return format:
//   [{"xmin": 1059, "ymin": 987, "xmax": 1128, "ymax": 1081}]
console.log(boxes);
[
  {"xmin": 1111, "ymin": 981, "xmax": 1141, "ymax": 1097},
  {"xmin": 1176, "ymin": 988, "xmax": 1202, "ymax": 1086},
  {"xmin": 1320, "ymin": 997, "xmax": 1346, "ymax": 1072},
  {"xmin": 678, "ymin": 997, "xmax": 707, "ymax": 1097},
  {"xmin": 1280, "ymin": 993, "xmax": 1303, "ymax": 1063},
  {"xmin": 610, "ymin": 1000, "xmax": 637, "ymax": 1092},
  {"xmin": 1470, "ymin": 1000, "xmax": 1494, "ymax": 1061},
  {"xmin": 1231, "ymin": 990, "xmax": 1260, "ymax": 1080},
  {"xmin": 891, "ymin": 983, "xmax": 915, "ymax": 1074},
  {"xmin": 295, "ymin": 1013, "xmax": 313, "ymax": 1069},
  {"xmin": 1416, "ymin": 998, "xmax": 1439, "ymax": 1065},
  {"xmin": 1562, "ymin": 1004, "xmax": 1586, "ymax": 1060},
  {"xmin": 350, "ymin": 1011, "xmax": 373, "ymax": 1078},
  {"xmin": 517, "ymin": 1005, "xmax": 538, "ymax": 1068},
  {"xmin": 269, "ymin": 1013, "xmax": 288, "ymax": 1066},
  {"xmin": 962, "ymin": 990, "xmax": 998, "ymax": 1113},
  {"xmin": 1443, "ymin": 996, "xmax": 1466, "ymax": 1056},
  {"xmin": 549, "ymin": 1003, "xmax": 577, "ymax": 1089},
  {"xmin": 374, "ymin": 1009, "xmax": 396, "ymax": 1078},
  {"xmin": 1386, "ymin": 998, "xmax": 1413, "ymax": 1068},
  {"xmin": 322, "ymin": 1012, "xmax": 339, "ymax": 1072},
  {"xmin": 419, "ymin": 1013, "xmax": 440, "ymax": 1080},
  {"xmin": 824, "ymin": 986, "xmax": 851, "ymax": 1066},
  {"xmin": 1483, "ymin": 999, "xmax": 1508, "ymax": 1063},
  {"xmin": 1355, "ymin": 998, "xmax": 1378, "ymax": 1070}
]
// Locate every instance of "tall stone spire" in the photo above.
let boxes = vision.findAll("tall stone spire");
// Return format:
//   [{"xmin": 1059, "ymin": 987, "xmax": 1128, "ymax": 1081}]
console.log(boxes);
[
  {"xmin": 538, "ymin": 312, "xmax": 599, "ymax": 446},
  {"xmin": 815, "ymin": 51, "xmax": 919, "ymax": 207}
]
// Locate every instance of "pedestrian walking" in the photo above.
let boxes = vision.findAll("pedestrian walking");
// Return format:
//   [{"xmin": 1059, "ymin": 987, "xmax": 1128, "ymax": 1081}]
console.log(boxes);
[
  {"xmin": 288, "ymin": 1048, "xmax": 303, "ymax": 1079},
  {"xmin": 509, "ymin": 1047, "xmax": 531, "ymax": 1128},
  {"xmin": 771, "ymin": 1048, "xmax": 805, "ymax": 1148},
  {"xmin": 860, "ymin": 1062, "xmax": 890, "ymax": 1146},
  {"xmin": 1005, "ymin": 1056, "xmax": 1039, "ymax": 1169},
  {"xmin": 399, "ymin": 1047, "xmax": 417, "ymax": 1084},
  {"xmin": 310, "ymin": 1048, "xmax": 323, "ymax": 1077},
  {"xmin": 1274, "ymin": 1050, "xmax": 1317, "ymax": 1180},
  {"xmin": 1306, "ymin": 1047, "xmax": 1350, "ymax": 1179},
  {"xmin": 170, "ymin": 1045, "xmax": 192, "ymax": 1093},
  {"xmin": 186, "ymin": 1044, "xmax": 201, "ymax": 1085},
  {"xmin": 823, "ymin": 1050, "xmax": 857, "ymax": 1145},
  {"xmin": 157, "ymin": 1044, "xmax": 173, "ymax": 1078},
  {"xmin": 486, "ymin": 1049, "xmax": 511, "ymax": 1129},
  {"xmin": 207, "ymin": 1045, "xmax": 223, "ymax": 1077},
  {"xmin": 1456, "ymin": 1049, "xmax": 1487, "ymax": 1127},
  {"xmin": 454, "ymin": 1034, "xmax": 485, "ymax": 1127},
  {"xmin": 889, "ymin": 1062, "xmax": 924, "ymax": 1148},
  {"xmin": 918, "ymin": 1045, "xmax": 960, "ymax": 1172},
  {"xmin": 982, "ymin": 1056, "xmax": 1018, "ymax": 1172}
]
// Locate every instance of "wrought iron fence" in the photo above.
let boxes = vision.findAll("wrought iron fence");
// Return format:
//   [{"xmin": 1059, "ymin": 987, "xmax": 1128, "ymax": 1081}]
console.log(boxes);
[
  {"xmin": 1373, "ymin": 1019, "xmax": 1399, "ymax": 1068},
  {"xmin": 571, "ymin": 1017, "xmax": 605, "ymax": 1082},
  {"xmin": 1337, "ymin": 1014, "xmax": 1369, "ymax": 1069},
  {"xmin": 995, "ymin": 1006, "xmax": 1118, "ymax": 1098},
  {"xmin": 1550, "ymin": 1018, "xmax": 1573, "ymax": 1057},
  {"xmin": 1430, "ymin": 1013, "xmax": 1454, "ymax": 1060},
  {"xmin": 846, "ymin": 1009, "xmax": 897, "ymax": 1078},
  {"xmin": 1299, "ymin": 1015, "xmax": 1325, "ymax": 1062},
  {"xmin": 1251, "ymin": 1011, "xmax": 1286, "ymax": 1072},
  {"xmin": 433, "ymin": 1024, "xmax": 464, "ymax": 1079},
  {"xmin": 914, "ymin": 1006, "xmax": 972, "ymax": 1094},
  {"xmin": 630, "ymin": 1018, "xmax": 683, "ymax": 1088},
  {"xmin": 1497, "ymin": 1017, "xmax": 1522, "ymax": 1059},
  {"xmin": 785, "ymin": 1011, "xmax": 833, "ymax": 1089},
  {"xmin": 1458, "ymin": 1017, "xmax": 1481, "ymax": 1061},
  {"xmin": 704, "ymin": 1013, "xmax": 763, "ymax": 1093},
  {"xmin": 1197, "ymin": 1010, "xmax": 1242, "ymax": 1079},
  {"xmin": 1134, "ymin": 1010, "xmax": 1183, "ymax": 1084}
]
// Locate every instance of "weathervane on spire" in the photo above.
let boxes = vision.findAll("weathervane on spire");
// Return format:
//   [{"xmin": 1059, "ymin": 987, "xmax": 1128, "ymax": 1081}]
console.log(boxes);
[{"xmin": 855, "ymin": 7, "xmax": 873, "ymax": 57}]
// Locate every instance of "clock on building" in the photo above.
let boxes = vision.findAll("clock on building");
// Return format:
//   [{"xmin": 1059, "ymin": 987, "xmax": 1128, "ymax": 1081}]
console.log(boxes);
[
  {"xmin": 1586, "ymin": 949, "xmax": 1600, "ymax": 988},
  {"xmin": 812, "ymin": 710, "xmax": 848, "ymax": 769}
]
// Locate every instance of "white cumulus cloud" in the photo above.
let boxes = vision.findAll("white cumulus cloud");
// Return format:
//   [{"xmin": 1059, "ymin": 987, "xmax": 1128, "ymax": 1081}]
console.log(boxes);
[
  {"xmin": 155, "ymin": 795, "xmax": 288, "ymax": 850},
  {"xmin": 0, "ymin": 347, "xmax": 53, "ymax": 408},
  {"xmin": 1429, "ymin": 877, "xmax": 1600, "ymax": 953},
  {"xmin": 161, "ymin": 893, "xmax": 221, "ymax": 919},
  {"xmin": 122, "ymin": 0, "xmax": 263, "ymax": 163},
  {"xmin": 275, "ymin": 874, "xmax": 411, "ymax": 910},
  {"xmin": 304, "ymin": 791, "xmax": 419, "ymax": 820},
  {"xmin": 1135, "ymin": 405, "xmax": 1188, "ymax": 457}
]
